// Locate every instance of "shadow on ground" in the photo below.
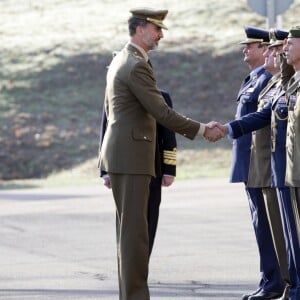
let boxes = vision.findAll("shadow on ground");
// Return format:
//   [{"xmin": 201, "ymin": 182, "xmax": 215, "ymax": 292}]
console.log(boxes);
[
  {"xmin": 0, "ymin": 281, "xmax": 255, "ymax": 299},
  {"xmin": 1, "ymin": 47, "xmax": 245, "ymax": 180}
]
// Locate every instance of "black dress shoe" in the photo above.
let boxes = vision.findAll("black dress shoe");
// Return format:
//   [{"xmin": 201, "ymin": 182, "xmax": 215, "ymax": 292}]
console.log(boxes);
[
  {"xmin": 249, "ymin": 290, "xmax": 283, "ymax": 300},
  {"xmin": 242, "ymin": 288, "xmax": 262, "ymax": 300}
]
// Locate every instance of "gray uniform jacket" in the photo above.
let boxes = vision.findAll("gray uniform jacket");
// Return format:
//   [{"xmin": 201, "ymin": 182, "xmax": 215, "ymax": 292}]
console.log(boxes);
[{"xmin": 99, "ymin": 43, "xmax": 200, "ymax": 177}]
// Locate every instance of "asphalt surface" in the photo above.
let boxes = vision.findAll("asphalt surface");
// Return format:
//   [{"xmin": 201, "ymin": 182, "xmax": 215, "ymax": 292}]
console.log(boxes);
[{"xmin": 0, "ymin": 178, "xmax": 260, "ymax": 300}]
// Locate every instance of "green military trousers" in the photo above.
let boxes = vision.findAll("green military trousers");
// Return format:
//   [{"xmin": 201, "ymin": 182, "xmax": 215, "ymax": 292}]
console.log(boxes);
[
  {"xmin": 109, "ymin": 173, "xmax": 152, "ymax": 300},
  {"xmin": 263, "ymin": 187, "xmax": 291, "ymax": 298},
  {"xmin": 290, "ymin": 187, "xmax": 300, "ymax": 248}
]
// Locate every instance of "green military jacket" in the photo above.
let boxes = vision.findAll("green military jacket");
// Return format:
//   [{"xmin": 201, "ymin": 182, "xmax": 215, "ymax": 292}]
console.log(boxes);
[
  {"xmin": 99, "ymin": 43, "xmax": 200, "ymax": 177},
  {"xmin": 286, "ymin": 76, "xmax": 300, "ymax": 187},
  {"xmin": 248, "ymin": 74, "xmax": 281, "ymax": 187}
]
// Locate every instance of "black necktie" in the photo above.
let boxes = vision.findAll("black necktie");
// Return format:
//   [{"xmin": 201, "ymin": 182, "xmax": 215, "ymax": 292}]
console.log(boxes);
[{"xmin": 240, "ymin": 75, "xmax": 250, "ymax": 90}]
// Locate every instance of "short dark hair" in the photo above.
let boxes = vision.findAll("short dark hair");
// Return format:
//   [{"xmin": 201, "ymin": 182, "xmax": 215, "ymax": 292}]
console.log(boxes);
[{"xmin": 128, "ymin": 16, "xmax": 148, "ymax": 36}]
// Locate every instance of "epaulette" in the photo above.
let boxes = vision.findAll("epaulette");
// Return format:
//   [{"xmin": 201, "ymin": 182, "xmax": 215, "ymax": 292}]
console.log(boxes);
[{"xmin": 132, "ymin": 51, "xmax": 144, "ymax": 61}]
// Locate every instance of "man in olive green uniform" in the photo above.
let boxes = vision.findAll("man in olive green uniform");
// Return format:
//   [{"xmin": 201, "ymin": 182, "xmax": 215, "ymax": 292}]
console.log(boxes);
[
  {"xmin": 98, "ymin": 8, "xmax": 220, "ymax": 300},
  {"xmin": 285, "ymin": 26, "xmax": 300, "ymax": 239},
  {"xmin": 284, "ymin": 27, "xmax": 300, "ymax": 299}
]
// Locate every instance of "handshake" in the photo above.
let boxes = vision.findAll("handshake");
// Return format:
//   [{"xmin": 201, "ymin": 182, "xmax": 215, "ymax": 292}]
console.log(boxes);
[{"xmin": 203, "ymin": 121, "xmax": 229, "ymax": 142}]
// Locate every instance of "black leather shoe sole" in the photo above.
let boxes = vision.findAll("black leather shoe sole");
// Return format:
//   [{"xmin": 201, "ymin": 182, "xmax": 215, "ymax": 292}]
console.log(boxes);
[
  {"xmin": 242, "ymin": 288, "xmax": 262, "ymax": 300},
  {"xmin": 249, "ymin": 290, "xmax": 282, "ymax": 300}
]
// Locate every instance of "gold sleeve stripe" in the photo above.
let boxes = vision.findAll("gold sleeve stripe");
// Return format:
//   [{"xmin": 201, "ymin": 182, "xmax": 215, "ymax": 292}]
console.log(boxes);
[
  {"xmin": 164, "ymin": 153, "xmax": 176, "ymax": 158},
  {"xmin": 164, "ymin": 149, "xmax": 177, "ymax": 154},
  {"xmin": 164, "ymin": 156, "xmax": 176, "ymax": 162},
  {"xmin": 163, "ymin": 149, "xmax": 176, "ymax": 166},
  {"xmin": 164, "ymin": 150, "xmax": 176, "ymax": 158},
  {"xmin": 163, "ymin": 158, "xmax": 176, "ymax": 166}
]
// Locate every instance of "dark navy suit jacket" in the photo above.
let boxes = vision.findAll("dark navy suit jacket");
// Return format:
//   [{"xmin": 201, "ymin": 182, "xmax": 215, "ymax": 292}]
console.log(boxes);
[{"xmin": 229, "ymin": 66, "xmax": 272, "ymax": 182}]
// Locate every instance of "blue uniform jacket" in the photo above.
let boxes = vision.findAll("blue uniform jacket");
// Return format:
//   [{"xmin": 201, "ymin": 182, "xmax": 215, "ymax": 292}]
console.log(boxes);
[
  {"xmin": 271, "ymin": 93, "xmax": 288, "ymax": 188},
  {"xmin": 229, "ymin": 87, "xmax": 288, "ymax": 188},
  {"xmin": 230, "ymin": 67, "xmax": 272, "ymax": 182}
]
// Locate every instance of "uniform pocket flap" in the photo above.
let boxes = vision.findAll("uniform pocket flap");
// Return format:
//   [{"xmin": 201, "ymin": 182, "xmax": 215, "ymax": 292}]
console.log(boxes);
[{"xmin": 132, "ymin": 128, "xmax": 153, "ymax": 142}]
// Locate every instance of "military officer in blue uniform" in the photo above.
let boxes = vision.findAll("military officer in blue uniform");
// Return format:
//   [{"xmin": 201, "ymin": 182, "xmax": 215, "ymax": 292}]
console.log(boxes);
[
  {"xmin": 229, "ymin": 26, "xmax": 285, "ymax": 300},
  {"xmin": 216, "ymin": 29, "xmax": 300, "ymax": 300}
]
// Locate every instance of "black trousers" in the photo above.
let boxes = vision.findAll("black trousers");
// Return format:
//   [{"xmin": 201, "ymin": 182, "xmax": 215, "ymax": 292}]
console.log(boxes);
[{"xmin": 147, "ymin": 176, "xmax": 162, "ymax": 256}]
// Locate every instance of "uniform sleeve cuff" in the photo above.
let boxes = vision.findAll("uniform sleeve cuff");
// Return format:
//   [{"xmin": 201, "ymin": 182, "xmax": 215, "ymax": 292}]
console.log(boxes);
[{"xmin": 198, "ymin": 123, "xmax": 206, "ymax": 137}]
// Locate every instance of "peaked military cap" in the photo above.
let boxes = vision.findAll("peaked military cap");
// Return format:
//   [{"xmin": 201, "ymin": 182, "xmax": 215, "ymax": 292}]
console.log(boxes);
[
  {"xmin": 239, "ymin": 26, "xmax": 269, "ymax": 44},
  {"xmin": 130, "ymin": 7, "xmax": 168, "ymax": 29},
  {"xmin": 268, "ymin": 28, "xmax": 288, "ymax": 48},
  {"xmin": 288, "ymin": 26, "xmax": 300, "ymax": 38}
]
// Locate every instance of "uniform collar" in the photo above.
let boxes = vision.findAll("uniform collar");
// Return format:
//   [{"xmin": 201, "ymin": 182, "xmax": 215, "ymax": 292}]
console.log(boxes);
[
  {"xmin": 128, "ymin": 42, "xmax": 149, "ymax": 62},
  {"xmin": 249, "ymin": 65, "xmax": 264, "ymax": 80}
]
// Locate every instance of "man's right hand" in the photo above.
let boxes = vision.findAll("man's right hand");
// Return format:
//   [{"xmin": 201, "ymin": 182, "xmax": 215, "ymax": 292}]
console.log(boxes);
[
  {"xmin": 103, "ymin": 175, "xmax": 111, "ymax": 189},
  {"xmin": 204, "ymin": 121, "xmax": 228, "ymax": 142}
]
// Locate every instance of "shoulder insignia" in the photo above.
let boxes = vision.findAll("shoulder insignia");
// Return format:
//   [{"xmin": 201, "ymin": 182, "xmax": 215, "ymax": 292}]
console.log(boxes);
[{"xmin": 133, "ymin": 51, "xmax": 143, "ymax": 61}]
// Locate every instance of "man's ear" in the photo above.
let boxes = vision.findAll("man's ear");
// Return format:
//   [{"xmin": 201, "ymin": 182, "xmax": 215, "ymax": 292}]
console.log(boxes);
[{"xmin": 136, "ymin": 25, "xmax": 145, "ymax": 36}]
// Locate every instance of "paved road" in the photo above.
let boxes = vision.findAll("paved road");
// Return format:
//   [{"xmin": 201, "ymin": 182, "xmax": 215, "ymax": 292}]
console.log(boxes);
[{"xmin": 0, "ymin": 178, "xmax": 259, "ymax": 299}]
